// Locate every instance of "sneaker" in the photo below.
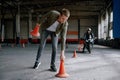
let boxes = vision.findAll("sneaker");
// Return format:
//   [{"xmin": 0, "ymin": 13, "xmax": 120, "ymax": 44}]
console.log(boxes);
[
  {"xmin": 89, "ymin": 51, "xmax": 91, "ymax": 54},
  {"xmin": 88, "ymin": 50, "xmax": 91, "ymax": 54},
  {"xmin": 33, "ymin": 62, "xmax": 41, "ymax": 69},
  {"xmin": 50, "ymin": 65, "xmax": 57, "ymax": 72}
]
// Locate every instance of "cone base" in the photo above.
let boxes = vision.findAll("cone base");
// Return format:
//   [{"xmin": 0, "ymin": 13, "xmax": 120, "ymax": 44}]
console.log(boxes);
[
  {"xmin": 30, "ymin": 32, "xmax": 40, "ymax": 37},
  {"xmin": 55, "ymin": 73, "xmax": 69, "ymax": 78}
]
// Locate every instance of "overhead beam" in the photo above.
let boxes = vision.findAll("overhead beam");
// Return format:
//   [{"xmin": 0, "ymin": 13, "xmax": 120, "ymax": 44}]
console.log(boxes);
[{"xmin": 33, "ymin": 5, "xmax": 103, "ymax": 13}]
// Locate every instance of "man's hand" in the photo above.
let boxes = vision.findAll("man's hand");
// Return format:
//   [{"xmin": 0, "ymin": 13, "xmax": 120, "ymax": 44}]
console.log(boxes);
[
  {"xmin": 60, "ymin": 50, "xmax": 65, "ymax": 61},
  {"xmin": 36, "ymin": 23, "xmax": 40, "ymax": 26}
]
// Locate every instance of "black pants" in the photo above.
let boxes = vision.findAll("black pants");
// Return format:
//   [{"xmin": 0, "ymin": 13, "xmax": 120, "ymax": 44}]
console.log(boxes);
[{"xmin": 83, "ymin": 42, "xmax": 91, "ymax": 53}]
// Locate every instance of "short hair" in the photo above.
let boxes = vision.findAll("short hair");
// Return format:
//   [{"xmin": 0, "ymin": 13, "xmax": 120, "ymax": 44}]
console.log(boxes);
[{"xmin": 61, "ymin": 8, "xmax": 70, "ymax": 17}]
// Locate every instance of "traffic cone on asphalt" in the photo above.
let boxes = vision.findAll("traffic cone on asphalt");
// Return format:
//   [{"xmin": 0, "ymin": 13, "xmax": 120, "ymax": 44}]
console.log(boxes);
[
  {"xmin": 55, "ymin": 59, "xmax": 69, "ymax": 78},
  {"xmin": 72, "ymin": 50, "xmax": 77, "ymax": 58}
]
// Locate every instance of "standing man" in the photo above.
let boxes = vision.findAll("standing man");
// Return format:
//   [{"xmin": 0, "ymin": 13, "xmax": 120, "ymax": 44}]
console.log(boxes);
[
  {"xmin": 82, "ymin": 28, "xmax": 94, "ymax": 53},
  {"xmin": 33, "ymin": 8, "xmax": 70, "ymax": 72}
]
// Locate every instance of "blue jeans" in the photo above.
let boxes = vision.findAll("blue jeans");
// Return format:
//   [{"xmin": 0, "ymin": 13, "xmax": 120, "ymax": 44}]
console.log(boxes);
[{"xmin": 35, "ymin": 30, "xmax": 58, "ymax": 65}]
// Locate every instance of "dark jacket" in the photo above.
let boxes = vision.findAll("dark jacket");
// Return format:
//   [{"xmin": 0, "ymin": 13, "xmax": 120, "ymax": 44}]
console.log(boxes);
[{"xmin": 83, "ymin": 31, "xmax": 94, "ymax": 42}]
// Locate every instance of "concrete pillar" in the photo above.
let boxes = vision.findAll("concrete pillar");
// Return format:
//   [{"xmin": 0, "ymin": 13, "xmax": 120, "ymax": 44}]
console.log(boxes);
[
  {"xmin": 28, "ymin": 12, "xmax": 32, "ymax": 43},
  {"xmin": 1, "ymin": 22, "xmax": 4, "ymax": 42},
  {"xmin": 0, "ymin": 18, "xmax": 2, "ymax": 43},
  {"xmin": 109, "ymin": 10, "xmax": 113, "ymax": 39},
  {"xmin": 1, "ymin": 16, "xmax": 5, "ymax": 42},
  {"xmin": 10, "ymin": 15, "xmax": 16, "ymax": 47},
  {"xmin": 105, "ymin": 10, "xmax": 109, "ymax": 39},
  {"xmin": 0, "ymin": 1, "xmax": 4, "ymax": 47},
  {"xmin": 13, "ymin": 15, "xmax": 16, "ymax": 43},
  {"xmin": 78, "ymin": 19, "xmax": 80, "ymax": 41},
  {"xmin": 16, "ymin": 4, "xmax": 20, "ymax": 45},
  {"xmin": 98, "ymin": 15, "xmax": 101, "ymax": 39},
  {"xmin": 107, "ymin": 9, "xmax": 111, "ymax": 40},
  {"xmin": 101, "ymin": 15, "xmax": 104, "ymax": 39}
]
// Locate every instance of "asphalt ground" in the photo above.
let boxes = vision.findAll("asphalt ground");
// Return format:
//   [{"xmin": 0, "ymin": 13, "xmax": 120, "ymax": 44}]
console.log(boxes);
[{"xmin": 0, "ymin": 44, "xmax": 120, "ymax": 80}]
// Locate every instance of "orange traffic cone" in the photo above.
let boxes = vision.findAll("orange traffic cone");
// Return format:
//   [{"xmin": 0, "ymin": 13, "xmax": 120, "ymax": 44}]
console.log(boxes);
[
  {"xmin": 55, "ymin": 60, "xmax": 69, "ymax": 78},
  {"xmin": 72, "ymin": 50, "xmax": 77, "ymax": 58},
  {"xmin": 30, "ymin": 25, "xmax": 40, "ymax": 37}
]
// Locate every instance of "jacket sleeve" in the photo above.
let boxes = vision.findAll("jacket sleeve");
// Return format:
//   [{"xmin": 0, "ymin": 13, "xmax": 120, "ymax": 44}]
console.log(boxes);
[{"xmin": 60, "ymin": 22, "xmax": 68, "ymax": 51}]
